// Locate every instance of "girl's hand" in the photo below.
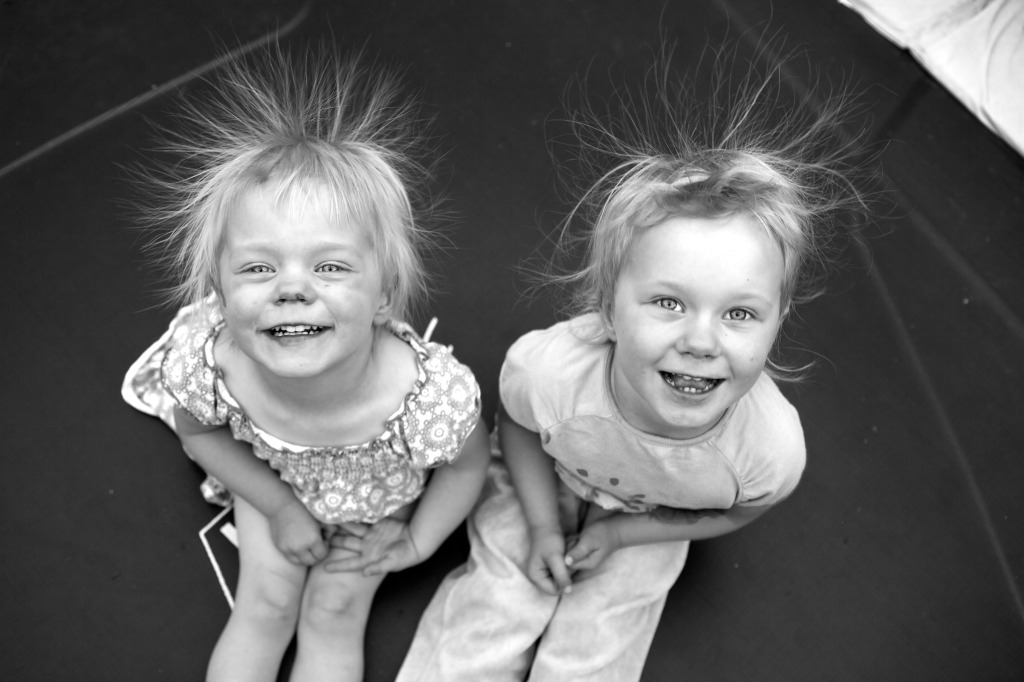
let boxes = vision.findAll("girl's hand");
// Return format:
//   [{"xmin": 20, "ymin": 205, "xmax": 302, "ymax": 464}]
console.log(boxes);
[
  {"xmin": 564, "ymin": 517, "xmax": 622, "ymax": 574},
  {"xmin": 323, "ymin": 518, "xmax": 421, "ymax": 576},
  {"xmin": 527, "ymin": 527, "xmax": 573, "ymax": 595},
  {"xmin": 268, "ymin": 499, "xmax": 328, "ymax": 566}
]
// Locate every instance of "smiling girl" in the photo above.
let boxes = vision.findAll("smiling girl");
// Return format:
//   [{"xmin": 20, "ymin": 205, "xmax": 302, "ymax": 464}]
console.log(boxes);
[
  {"xmin": 397, "ymin": 49, "xmax": 868, "ymax": 682},
  {"xmin": 122, "ymin": 46, "xmax": 489, "ymax": 682}
]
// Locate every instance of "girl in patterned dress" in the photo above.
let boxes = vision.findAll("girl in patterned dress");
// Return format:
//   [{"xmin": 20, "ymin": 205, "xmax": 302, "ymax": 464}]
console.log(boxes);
[
  {"xmin": 121, "ymin": 45, "xmax": 490, "ymax": 682},
  {"xmin": 398, "ymin": 47, "xmax": 869, "ymax": 681}
]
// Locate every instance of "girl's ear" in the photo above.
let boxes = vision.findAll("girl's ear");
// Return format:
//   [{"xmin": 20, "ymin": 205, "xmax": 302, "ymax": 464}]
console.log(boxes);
[
  {"xmin": 373, "ymin": 290, "xmax": 394, "ymax": 324},
  {"xmin": 600, "ymin": 300, "xmax": 617, "ymax": 342},
  {"xmin": 209, "ymin": 273, "xmax": 225, "ymax": 307}
]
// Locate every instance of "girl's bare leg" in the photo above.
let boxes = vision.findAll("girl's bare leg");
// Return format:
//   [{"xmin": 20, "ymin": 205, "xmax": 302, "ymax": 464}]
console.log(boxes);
[
  {"xmin": 289, "ymin": 545, "xmax": 386, "ymax": 682},
  {"xmin": 207, "ymin": 497, "xmax": 307, "ymax": 682}
]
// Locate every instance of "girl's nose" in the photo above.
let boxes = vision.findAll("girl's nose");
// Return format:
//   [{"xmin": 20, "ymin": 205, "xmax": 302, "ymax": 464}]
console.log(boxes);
[
  {"xmin": 676, "ymin": 317, "xmax": 718, "ymax": 358},
  {"xmin": 275, "ymin": 269, "xmax": 315, "ymax": 303}
]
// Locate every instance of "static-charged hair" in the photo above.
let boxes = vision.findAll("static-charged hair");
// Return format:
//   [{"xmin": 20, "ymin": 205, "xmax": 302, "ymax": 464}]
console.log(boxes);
[
  {"xmin": 551, "ymin": 43, "xmax": 872, "ymax": 378},
  {"xmin": 134, "ymin": 43, "xmax": 437, "ymax": 323}
]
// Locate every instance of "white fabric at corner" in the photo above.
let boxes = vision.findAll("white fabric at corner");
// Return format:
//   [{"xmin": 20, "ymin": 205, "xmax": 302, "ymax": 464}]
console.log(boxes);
[{"xmin": 840, "ymin": 0, "xmax": 1024, "ymax": 156}]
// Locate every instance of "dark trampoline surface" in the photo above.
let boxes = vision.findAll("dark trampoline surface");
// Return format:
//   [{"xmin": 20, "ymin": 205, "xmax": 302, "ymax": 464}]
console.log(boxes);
[{"xmin": 1, "ymin": 0, "xmax": 1022, "ymax": 679}]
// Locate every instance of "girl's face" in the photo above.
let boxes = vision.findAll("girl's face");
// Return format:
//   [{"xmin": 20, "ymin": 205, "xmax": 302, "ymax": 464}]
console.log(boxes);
[
  {"xmin": 217, "ymin": 184, "xmax": 390, "ymax": 381},
  {"xmin": 603, "ymin": 213, "xmax": 785, "ymax": 440}
]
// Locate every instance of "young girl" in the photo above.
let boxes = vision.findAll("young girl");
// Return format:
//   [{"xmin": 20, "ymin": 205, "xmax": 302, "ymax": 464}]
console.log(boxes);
[
  {"xmin": 397, "ymin": 49, "xmax": 867, "ymax": 681},
  {"xmin": 121, "ymin": 46, "xmax": 490, "ymax": 682}
]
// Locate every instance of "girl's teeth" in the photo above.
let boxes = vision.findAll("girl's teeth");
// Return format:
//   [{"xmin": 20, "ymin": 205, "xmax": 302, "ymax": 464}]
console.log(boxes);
[
  {"xmin": 661, "ymin": 372, "xmax": 719, "ymax": 394},
  {"xmin": 271, "ymin": 325, "xmax": 323, "ymax": 336}
]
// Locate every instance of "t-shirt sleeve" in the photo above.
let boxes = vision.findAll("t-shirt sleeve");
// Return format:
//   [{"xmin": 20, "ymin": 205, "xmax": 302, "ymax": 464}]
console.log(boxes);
[
  {"xmin": 738, "ymin": 433, "xmax": 805, "ymax": 507},
  {"xmin": 500, "ymin": 316, "xmax": 609, "ymax": 435},
  {"xmin": 733, "ymin": 379, "xmax": 807, "ymax": 507},
  {"xmin": 498, "ymin": 329, "xmax": 548, "ymax": 432}
]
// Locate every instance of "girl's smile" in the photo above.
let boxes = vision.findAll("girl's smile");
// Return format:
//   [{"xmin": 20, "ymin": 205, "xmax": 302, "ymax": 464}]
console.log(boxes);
[
  {"xmin": 266, "ymin": 324, "xmax": 328, "ymax": 337},
  {"xmin": 603, "ymin": 213, "xmax": 785, "ymax": 440},
  {"xmin": 659, "ymin": 371, "xmax": 723, "ymax": 395}
]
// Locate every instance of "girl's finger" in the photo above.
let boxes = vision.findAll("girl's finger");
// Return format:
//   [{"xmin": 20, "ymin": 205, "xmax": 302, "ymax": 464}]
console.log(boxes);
[
  {"xmin": 289, "ymin": 551, "xmax": 314, "ymax": 567},
  {"xmin": 565, "ymin": 542, "xmax": 594, "ymax": 567},
  {"xmin": 321, "ymin": 524, "xmax": 340, "ymax": 540},
  {"xmin": 532, "ymin": 562, "xmax": 569, "ymax": 595},
  {"xmin": 546, "ymin": 555, "xmax": 574, "ymax": 593},
  {"xmin": 363, "ymin": 556, "xmax": 391, "ymax": 577},
  {"xmin": 566, "ymin": 553, "xmax": 597, "ymax": 573},
  {"xmin": 337, "ymin": 521, "xmax": 369, "ymax": 538},
  {"xmin": 532, "ymin": 575, "xmax": 559, "ymax": 596},
  {"xmin": 310, "ymin": 541, "xmax": 329, "ymax": 562},
  {"xmin": 329, "ymin": 535, "xmax": 363, "ymax": 552},
  {"xmin": 323, "ymin": 556, "xmax": 371, "ymax": 573}
]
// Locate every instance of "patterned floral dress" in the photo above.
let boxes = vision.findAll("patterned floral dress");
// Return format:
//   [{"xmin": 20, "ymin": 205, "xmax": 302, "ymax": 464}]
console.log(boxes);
[{"xmin": 122, "ymin": 301, "xmax": 481, "ymax": 525}]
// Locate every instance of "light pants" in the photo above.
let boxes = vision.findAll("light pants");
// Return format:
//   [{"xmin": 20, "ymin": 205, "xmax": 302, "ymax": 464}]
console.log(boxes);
[{"xmin": 397, "ymin": 459, "xmax": 690, "ymax": 682}]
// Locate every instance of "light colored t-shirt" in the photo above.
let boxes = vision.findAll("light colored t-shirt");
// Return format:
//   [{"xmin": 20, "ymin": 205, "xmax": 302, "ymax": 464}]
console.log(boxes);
[{"xmin": 500, "ymin": 314, "xmax": 805, "ymax": 512}]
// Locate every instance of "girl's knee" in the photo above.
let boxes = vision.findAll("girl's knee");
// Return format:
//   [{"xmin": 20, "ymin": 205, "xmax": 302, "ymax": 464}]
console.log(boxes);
[
  {"xmin": 234, "ymin": 570, "xmax": 304, "ymax": 630},
  {"xmin": 300, "ymin": 579, "xmax": 374, "ymax": 633}
]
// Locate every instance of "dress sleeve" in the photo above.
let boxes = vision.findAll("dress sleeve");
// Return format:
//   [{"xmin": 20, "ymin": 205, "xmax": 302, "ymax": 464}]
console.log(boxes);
[
  {"xmin": 159, "ymin": 304, "xmax": 226, "ymax": 427},
  {"xmin": 401, "ymin": 343, "xmax": 481, "ymax": 468}
]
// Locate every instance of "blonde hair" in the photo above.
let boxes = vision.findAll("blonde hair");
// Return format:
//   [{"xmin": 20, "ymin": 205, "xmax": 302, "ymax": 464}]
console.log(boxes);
[
  {"xmin": 551, "ymin": 44, "xmax": 872, "ymax": 378},
  {"xmin": 135, "ymin": 43, "xmax": 437, "ymax": 322}
]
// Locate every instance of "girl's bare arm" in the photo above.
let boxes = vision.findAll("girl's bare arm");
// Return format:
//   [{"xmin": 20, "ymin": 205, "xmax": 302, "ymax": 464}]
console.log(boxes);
[
  {"xmin": 406, "ymin": 418, "xmax": 491, "ymax": 556},
  {"xmin": 173, "ymin": 406, "xmax": 327, "ymax": 564},
  {"xmin": 499, "ymin": 404, "xmax": 574, "ymax": 594},
  {"xmin": 565, "ymin": 503, "xmax": 772, "ymax": 572}
]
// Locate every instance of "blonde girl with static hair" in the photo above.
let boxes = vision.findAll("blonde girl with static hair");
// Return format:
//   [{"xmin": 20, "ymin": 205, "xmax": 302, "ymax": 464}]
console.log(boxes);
[
  {"xmin": 122, "ymin": 45, "xmax": 490, "ymax": 682},
  {"xmin": 398, "ymin": 47, "xmax": 870, "ymax": 682}
]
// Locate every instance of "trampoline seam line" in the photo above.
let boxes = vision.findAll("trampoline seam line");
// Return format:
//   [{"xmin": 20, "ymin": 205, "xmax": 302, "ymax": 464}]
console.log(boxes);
[
  {"xmin": 858, "ymin": 238, "xmax": 1024, "ymax": 633},
  {"xmin": 0, "ymin": 0, "xmax": 314, "ymax": 181}
]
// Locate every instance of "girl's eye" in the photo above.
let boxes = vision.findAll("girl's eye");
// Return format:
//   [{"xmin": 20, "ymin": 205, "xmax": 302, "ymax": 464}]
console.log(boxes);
[
  {"xmin": 726, "ymin": 309, "xmax": 753, "ymax": 321},
  {"xmin": 656, "ymin": 298, "xmax": 682, "ymax": 312},
  {"xmin": 316, "ymin": 262, "xmax": 348, "ymax": 273},
  {"xmin": 244, "ymin": 264, "xmax": 272, "ymax": 274}
]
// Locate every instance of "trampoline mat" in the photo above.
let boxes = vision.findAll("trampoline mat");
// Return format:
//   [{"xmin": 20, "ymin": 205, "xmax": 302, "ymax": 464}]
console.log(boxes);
[{"xmin": 1, "ymin": 0, "xmax": 1022, "ymax": 679}]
